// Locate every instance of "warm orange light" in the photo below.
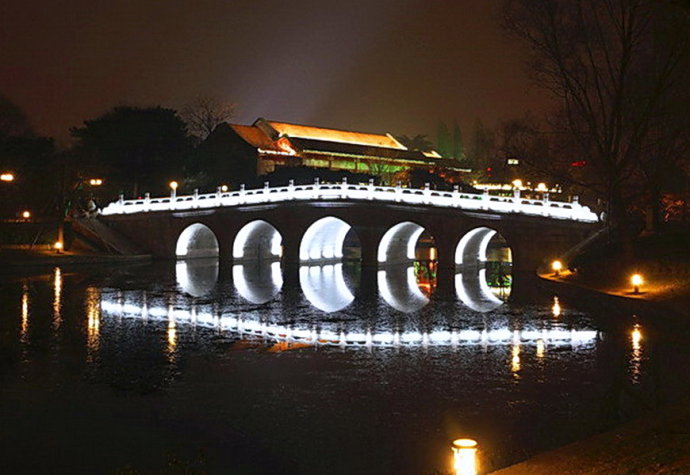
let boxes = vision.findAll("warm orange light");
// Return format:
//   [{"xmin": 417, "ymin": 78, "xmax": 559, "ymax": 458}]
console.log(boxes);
[
  {"xmin": 512, "ymin": 179, "xmax": 523, "ymax": 189},
  {"xmin": 21, "ymin": 210, "xmax": 31, "ymax": 219},
  {"xmin": 54, "ymin": 241, "xmax": 63, "ymax": 253},
  {"xmin": 452, "ymin": 438, "xmax": 478, "ymax": 475},
  {"xmin": 169, "ymin": 180, "xmax": 178, "ymax": 190},
  {"xmin": 631, "ymin": 274, "xmax": 643, "ymax": 294},
  {"xmin": 536, "ymin": 182, "xmax": 548, "ymax": 192},
  {"xmin": 89, "ymin": 178, "xmax": 103, "ymax": 186},
  {"xmin": 1, "ymin": 172, "xmax": 15, "ymax": 182},
  {"xmin": 552, "ymin": 260, "xmax": 563, "ymax": 276}
]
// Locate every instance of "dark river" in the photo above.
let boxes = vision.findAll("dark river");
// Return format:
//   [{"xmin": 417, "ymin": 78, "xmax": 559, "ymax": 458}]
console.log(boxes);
[{"xmin": 1, "ymin": 260, "xmax": 689, "ymax": 474}]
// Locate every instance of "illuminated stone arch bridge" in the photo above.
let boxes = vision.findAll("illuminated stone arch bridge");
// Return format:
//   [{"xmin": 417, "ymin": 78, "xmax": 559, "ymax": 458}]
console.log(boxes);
[{"xmin": 98, "ymin": 181, "xmax": 599, "ymax": 295}]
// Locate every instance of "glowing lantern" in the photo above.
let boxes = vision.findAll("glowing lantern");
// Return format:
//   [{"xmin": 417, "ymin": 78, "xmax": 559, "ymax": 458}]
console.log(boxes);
[
  {"xmin": 21, "ymin": 210, "xmax": 31, "ymax": 219},
  {"xmin": 88, "ymin": 178, "xmax": 103, "ymax": 186},
  {"xmin": 54, "ymin": 241, "xmax": 64, "ymax": 253},
  {"xmin": 631, "ymin": 274, "xmax": 643, "ymax": 294},
  {"xmin": 452, "ymin": 438, "xmax": 478, "ymax": 475},
  {"xmin": 220, "ymin": 184, "xmax": 228, "ymax": 192},
  {"xmin": 551, "ymin": 260, "xmax": 563, "ymax": 276},
  {"xmin": 169, "ymin": 181, "xmax": 178, "ymax": 198}
]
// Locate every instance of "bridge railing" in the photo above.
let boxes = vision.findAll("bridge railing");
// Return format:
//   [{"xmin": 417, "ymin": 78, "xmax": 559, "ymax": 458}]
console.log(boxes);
[{"xmin": 101, "ymin": 180, "xmax": 599, "ymax": 222}]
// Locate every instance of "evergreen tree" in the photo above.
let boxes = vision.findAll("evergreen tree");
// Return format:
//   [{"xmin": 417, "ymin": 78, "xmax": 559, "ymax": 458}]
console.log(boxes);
[
  {"xmin": 452, "ymin": 121, "xmax": 465, "ymax": 161},
  {"xmin": 436, "ymin": 121, "xmax": 451, "ymax": 158}
]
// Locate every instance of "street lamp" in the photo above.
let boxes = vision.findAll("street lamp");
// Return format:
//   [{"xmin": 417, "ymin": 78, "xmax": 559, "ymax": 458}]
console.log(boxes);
[
  {"xmin": 631, "ymin": 274, "xmax": 643, "ymax": 294},
  {"xmin": 452, "ymin": 438, "xmax": 478, "ymax": 475},
  {"xmin": 21, "ymin": 210, "xmax": 31, "ymax": 220},
  {"xmin": 169, "ymin": 181, "xmax": 178, "ymax": 198},
  {"xmin": 220, "ymin": 184, "xmax": 228, "ymax": 192},
  {"xmin": 552, "ymin": 260, "xmax": 563, "ymax": 276},
  {"xmin": 54, "ymin": 241, "xmax": 64, "ymax": 254},
  {"xmin": 511, "ymin": 179, "xmax": 523, "ymax": 189}
]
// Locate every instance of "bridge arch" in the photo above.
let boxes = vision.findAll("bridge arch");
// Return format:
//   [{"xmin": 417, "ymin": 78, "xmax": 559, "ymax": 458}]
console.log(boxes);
[
  {"xmin": 378, "ymin": 221, "xmax": 434, "ymax": 265},
  {"xmin": 175, "ymin": 223, "xmax": 219, "ymax": 258},
  {"xmin": 300, "ymin": 216, "xmax": 356, "ymax": 262},
  {"xmin": 233, "ymin": 219, "xmax": 282, "ymax": 261},
  {"xmin": 455, "ymin": 226, "xmax": 512, "ymax": 267}
]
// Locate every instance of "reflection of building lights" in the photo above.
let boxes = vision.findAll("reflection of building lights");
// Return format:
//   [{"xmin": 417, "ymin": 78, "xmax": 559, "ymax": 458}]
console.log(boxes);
[
  {"xmin": 511, "ymin": 343, "xmax": 521, "ymax": 373},
  {"xmin": 551, "ymin": 260, "xmax": 563, "ymax": 276},
  {"xmin": 452, "ymin": 438, "xmax": 478, "ymax": 475},
  {"xmin": 536, "ymin": 338, "xmax": 545, "ymax": 358},
  {"xmin": 429, "ymin": 247, "xmax": 437, "ymax": 261},
  {"xmin": 552, "ymin": 296, "xmax": 562, "ymax": 317},
  {"xmin": 631, "ymin": 274, "xmax": 643, "ymax": 294},
  {"xmin": 85, "ymin": 287, "xmax": 101, "ymax": 360}
]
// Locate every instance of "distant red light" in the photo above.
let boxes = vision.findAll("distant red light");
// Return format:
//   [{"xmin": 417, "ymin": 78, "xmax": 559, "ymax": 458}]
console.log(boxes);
[
  {"xmin": 571, "ymin": 160, "xmax": 587, "ymax": 167},
  {"xmin": 486, "ymin": 167, "xmax": 492, "ymax": 172}
]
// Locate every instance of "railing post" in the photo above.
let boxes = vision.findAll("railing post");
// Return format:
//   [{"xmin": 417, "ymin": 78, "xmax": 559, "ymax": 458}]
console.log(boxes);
[
  {"xmin": 288, "ymin": 179, "xmax": 295, "ymax": 199},
  {"xmin": 368, "ymin": 178, "xmax": 374, "ymax": 200},
  {"xmin": 144, "ymin": 192, "xmax": 150, "ymax": 212},
  {"xmin": 395, "ymin": 181, "xmax": 402, "ymax": 202},
  {"xmin": 482, "ymin": 188, "xmax": 489, "ymax": 210},
  {"xmin": 216, "ymin": 186, "xmax": 223, "ymax": 207},
  {"xmin": 193, "ymin": 188, "xmax": 199, "ymax": 208},
  {"xmin": 341, "ymin": 177, "xmax": 347, "ymax": 199},
  {"xmin": 513, "ymin": 188, "xmax": 521, "ymax": 213},
  {"xmin": 239, "ymin": 184, "xmax": 245, "ymax": 205},
  {"xmin": 542, "ymin": 192, "xmax": 549, "ymax": 216},
  {"xmin": 452, "ymin": 184, "xmax": 459, "ymax": 207},
  {"xmin": 118, "ymin": 194, "xmax": 124, "ymax": 205},
  {"xmin": 424, "ymin": 182, "xmax": 431, "ymax": 204},
  {"xmin": 313, "ymin": 177, "xmax": 320, "ymax": 199}
]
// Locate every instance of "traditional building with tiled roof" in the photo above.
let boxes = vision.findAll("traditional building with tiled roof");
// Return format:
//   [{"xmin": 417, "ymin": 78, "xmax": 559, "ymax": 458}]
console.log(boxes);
[{"xmin": 196, "ymin": 117, "xmax": 462, "ymax": 185}]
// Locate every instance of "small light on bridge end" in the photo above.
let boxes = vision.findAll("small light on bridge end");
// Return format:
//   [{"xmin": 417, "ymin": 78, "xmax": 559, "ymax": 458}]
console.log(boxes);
[
  {"xmin": 551, "ymin": 260, "xmax": 563, "ymax": 276},
  {"xmin": 631, "ymin": 273, "xmax": 643, "ymax": 294}
]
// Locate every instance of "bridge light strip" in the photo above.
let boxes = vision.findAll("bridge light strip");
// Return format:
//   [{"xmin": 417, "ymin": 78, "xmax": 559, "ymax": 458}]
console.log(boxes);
[
  {"xmin": 101, "ymin": 183, "xmax": 599, "ymax": 223},
  {"xmin": 99, "ymin": 296, "xmax": 598, "ymax": 349}
]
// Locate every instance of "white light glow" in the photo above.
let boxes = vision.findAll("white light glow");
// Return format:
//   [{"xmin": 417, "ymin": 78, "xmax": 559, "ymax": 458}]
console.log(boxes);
[
  {"xmin": 378, "ymin": 221, "xmax": 426, "ymax": 263},
  {"xmin": 378, "ymin": 267, "xmax": 429, "ymax": 312},
  {"xmin": 233, "ymin": 220, "xmax": 282, "ymax": 260},
  {"xmin": 299, "ymin": 217, "xmax": 352, "ymax": 262},
  {"xmin": 233, "ymin": 263, "xmax": 283, "ymax": 304},
  {"xmin": 101, "ymin": 183, "xmax": 599, "ymax": 223},
  {"xmin": 175, "ymin": 223, "xmax": 219, "ymax": 258},
  {"xmin": 455, "ymin": 227, "xmax": 497, "ymax": 265},
  {"xmin": 299, "ymin": 264, "xmax": 354, "ymax": 312}
]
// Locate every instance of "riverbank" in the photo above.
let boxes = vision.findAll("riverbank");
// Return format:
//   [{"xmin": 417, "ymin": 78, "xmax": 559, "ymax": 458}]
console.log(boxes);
[
  {"xmin": 0, "ymin": 246, "xmax": 151, "ymax": 271},
  {"xmin": 492, "ymin": 264, "xmax": 690, "ymax": 473}
]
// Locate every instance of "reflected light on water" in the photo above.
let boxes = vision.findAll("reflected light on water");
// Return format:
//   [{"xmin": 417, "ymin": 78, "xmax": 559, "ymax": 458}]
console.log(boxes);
[
  {"xmin": 85, "ymin": 287, "xmax": 101, "ymax": 361},
  {"xmin": 630, "ymin": 323, "xmax": 643, "ymax": 383},
  {"xmin": 99, "ymin": 294, "xmax": 599, "ymax": 349},
  {"xmin": 452, "ymin": 438, "xmax": 478, "ymax": 475},
  {"xmin": 20, "ymin": 283, "xmax": 29, "ymax": 342},
  {"xmin": 511, "ymin": 343, "xmax": 521, "ymax": 374},
  {"xmin": 552, "ymin": 296, "xmax": 561, "ymax": 317},
  {"xmin": 536, "ymin": 338, "xmax": 545, "ymax": 358},
  {"xmin": 167, "ymin": 305, "xmax": 177, "ymax": 354},
  {"xmin": 53, "ymin": 267, "xmax": 62, "ymax": 329}
]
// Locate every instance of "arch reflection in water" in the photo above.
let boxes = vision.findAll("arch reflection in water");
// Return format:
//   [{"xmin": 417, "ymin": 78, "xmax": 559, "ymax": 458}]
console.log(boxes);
[
  {"xmin": 378, "ymin": 266, "xmax": 429, "ymax": 313},
  {"xmin": 176, "ymin": 258, "xmax": 219, "ymax": 297},
  {"xmin": 300, "ymin": 264, "xmax": 354, "ymax": 312},
  {"xmin": 233, "ymin": 262, "xmax": 283, "ymax": 304},
  {"xmin": 100, "ymin": 292, "xmax": 599, "ymax": 349},
  {"xmin": 455, "ymin": 269, "xmax": 508, "ymax": 312}
]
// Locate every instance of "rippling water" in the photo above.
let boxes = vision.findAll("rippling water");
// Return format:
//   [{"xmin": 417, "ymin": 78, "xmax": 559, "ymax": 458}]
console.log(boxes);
[{"xmin": 1, "ymin": 260, "xmax": 688, "ymax": 474}]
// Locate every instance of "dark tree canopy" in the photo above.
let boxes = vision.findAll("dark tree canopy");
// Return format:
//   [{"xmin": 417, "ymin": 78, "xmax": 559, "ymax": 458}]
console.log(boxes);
[
  {"xmin": 502, "ymin": 0, "xmax": 690, "ymax": 229},
  {"xmin": 0, "ymin": 95, "xmax": 33, "ymax": 138},
  {"xmin": 71, "ymin": 106, "xmax": 191, "ymax": 196}
]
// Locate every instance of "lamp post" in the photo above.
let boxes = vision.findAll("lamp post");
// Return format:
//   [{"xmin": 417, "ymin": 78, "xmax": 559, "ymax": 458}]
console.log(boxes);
[
  {"xmin": 552, "ymin": 260, "xmax": 563, "ymax": 276},
  {"xmin": 631, "ymin": 274, "xmax": 643, "ymax": 294},
  {"xmin": 452, "ymin": 438, "xmax": 478, "ymax": 475},
  {"xmin": 169, "ymin": 181, "xmax": 178, "ymax": 199}
]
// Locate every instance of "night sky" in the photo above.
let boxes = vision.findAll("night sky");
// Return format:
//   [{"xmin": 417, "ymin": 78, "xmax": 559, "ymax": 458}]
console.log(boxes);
[{"xmin": 1, "ymin": 0, "xmax": 552, "ymax": 141}]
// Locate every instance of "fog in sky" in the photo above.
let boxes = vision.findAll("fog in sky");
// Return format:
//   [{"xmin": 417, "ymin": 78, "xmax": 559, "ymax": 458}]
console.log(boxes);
[{"xmin": 0, "ymin": 0, "xmax": 552, "ymax": 141}]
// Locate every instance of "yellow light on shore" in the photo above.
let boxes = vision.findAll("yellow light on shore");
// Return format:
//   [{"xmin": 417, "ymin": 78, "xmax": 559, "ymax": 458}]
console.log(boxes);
[
  {"xmin": 88, "ymin": 178, "xmax": 103, "ymax": 186},
  {"xmin": 511, "ymin": 179, "xmax": 523, "ymax": 189},
  {"xmin": 552, "ymin": 260, "xmax": 563, "ymax": 276},
  {"xmin": 536, "ymin": 182, "xmax": 548, "ymax": 192},
  {"xmin": 1, "ymin": 172, "xmax": 15, "ymax": 182},
  {"xmin": 21, "ymin": 210, "xmax": 31, "ymax": 219},
  {"xmin": 169, "ymin": 180, "xmax": 178, "ymax": 190},
  {"xmin": 54, "ymin": 241, "xmax": 63, "ymax": 253},
  {"xmin": 631, "ymin": 274, "xmax": 643, "ymax": 294},
  {"xmin": 220, "ymin": 184, "xmax": 228, "ymax": 192},
  {"xmin": 452, "ymin": 438, "xmax": 478, "ymax": 475}
]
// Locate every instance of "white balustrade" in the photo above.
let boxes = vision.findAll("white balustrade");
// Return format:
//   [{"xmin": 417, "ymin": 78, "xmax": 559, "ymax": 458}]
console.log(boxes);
[{"xmin": 100, "ymin": 181, "xmax": 599, "ymax": 222}]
